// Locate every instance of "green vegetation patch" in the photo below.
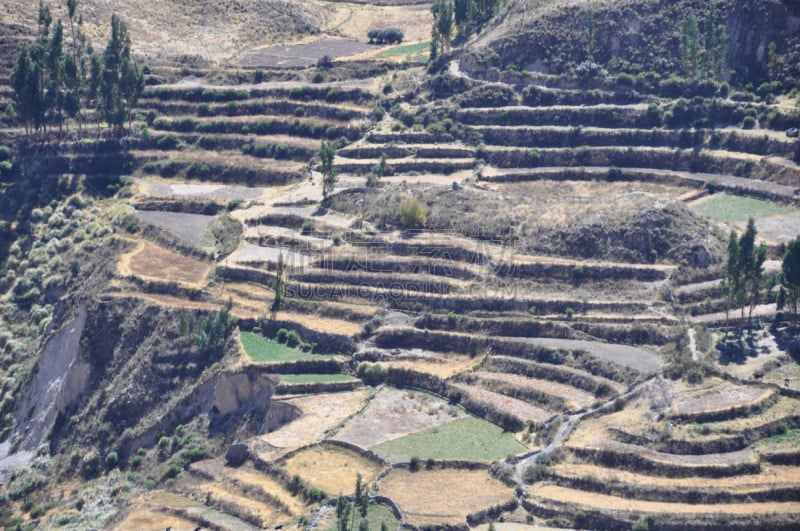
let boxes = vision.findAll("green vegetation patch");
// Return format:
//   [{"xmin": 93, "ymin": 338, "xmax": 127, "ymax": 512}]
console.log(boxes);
[
  {"xmin": 370, "ymin": 415, "xmax": 526, "ymax": 463},
  {"xmin": 280, "ymin": 373, "xmax": 357, "ymax": 384},
  {"xmin": 378, "ymin": 41, "xmax": 430, "ymax": 63},
  {"xmin": 692, "ymin": 194, "xmax": 796, "ymax": 224},
  {"xmin": 326, "ymin": 501, "xmax": 400, "ymax": 531},
  {"xmin": 756, "ymin": 427, "xmax": 800, "ymax": 449},
  {"xmin": 240, "ymin": 331, "xmax": 325, "ymax": 362}
]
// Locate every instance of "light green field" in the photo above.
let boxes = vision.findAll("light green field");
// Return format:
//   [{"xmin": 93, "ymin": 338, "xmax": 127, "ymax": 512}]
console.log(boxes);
[
  {"xmin": 326, "ymin": 501, "xmax": 400, "ymax": 531},
  {"xmin": 280, "ymin": 373, "xmax": 357, "ymax": 384},
  {"xmin": 378, "ymin": 41, "xmax": 429, "ymax": 62},
  {"xmin": 370, "ymin": 415, "xmax": 526, "ymax": 463},
  {"xmin": 240, "ymin": 331, "xmax": 326, "ymax": 362},
  {"xmin": 692, "ymin": 194, "xmax": 796, "ymax": 224}
]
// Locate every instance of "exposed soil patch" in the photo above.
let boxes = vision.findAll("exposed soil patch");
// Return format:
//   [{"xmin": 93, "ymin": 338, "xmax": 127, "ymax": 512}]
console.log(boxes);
[
  {"xmin": 239, "ymin": 39, "xmax": 373, "ymax": 68},
  {"xmin": 529, "ymin": 338, "xmax": 662, "ymax": 374},
  {"xmin": 118, "ymin": 239, "xmax": 212, "ymax": 286},
  {"xmin": 255, "ymin": 390, "xmax": 370, "ymax": 452},
  {"xmin": 134, "ymin": 210, "xmax": 217, "ymax": 250},
  {"xmin": 670, "ymin": 378, "xmax": 773, "ymax": 418},
  {"xmin": 334, "ymin": 387, "xmax": 465, "ymax": 448},
  {"xmin": 136, "ymin": 178, "xmax": 266, "ymax": 202},
  {"xmin": 378, "ymin": 468, "xmax": 514, "ymax": 526}
]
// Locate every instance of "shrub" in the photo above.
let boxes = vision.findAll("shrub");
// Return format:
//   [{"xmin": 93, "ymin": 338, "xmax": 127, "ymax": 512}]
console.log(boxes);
[
  {"xmin": 274, "ymin": 143, "xmax": 290, "ymax": 159},
  {"xmin": 286, "ymin": 330, "xmax": 301, "ymax": 347},
  {"xmin": 105, "ymin": 451, "xmax": 119, "ymax": 469},
  {"xmin": 574, "ymin": 510, "xmax": 587, "ymax": 526},
  {"xmin": 409, "ymin": 456, "xmax": 420, "ymax": 472},
  {"xmin": 276, "ymin": 328, "xmax": 289, "ymax": 343},
  {"xmin": 0, "ymin": 160, "xmax": 13, "ymax": 179},
  {"xmin": 311, "ymin": 71, "xmax": 324, "ymax": 83},
  {"xmin": 332, "ymin": 232, "xmax": 343, "ymax": 246},
  {"xmin": 399, "ymin": 199, "xmax": 426, "ymax": 229},
  {"xmin": 447, "ymin": 389, "xmax": 461, "ymax": 404},
  {"xmin": 632, "ymin": 520, "xmax": 649, "ymax": 531},
  {"xmin": 326, "ymin": 88, "xmax": 342, "ymax": 102},
  {"xmin": 367, "ymin": 28, "xmax": 404, "ymax": 44},
  {"xmin": 157, "ymin": 134, "xmax": 183, "ymax": 150},
  {"xmin": 742, "ymin": 115, "xmax": 756, "ymax": 129},
  {"xmin": 616, "ymin": 72, "xmax": 634, "ymax": 86},
  {"xmin": 317, "ymin": 55, "xmax": 333, "ymax": 68},
  {"xmin": 357, "ymin": 362, "xmax": 387, "ymax": 385},
  {"xmin": 301, "ymin": 220, "xmax": 315, "ymax": 235}
]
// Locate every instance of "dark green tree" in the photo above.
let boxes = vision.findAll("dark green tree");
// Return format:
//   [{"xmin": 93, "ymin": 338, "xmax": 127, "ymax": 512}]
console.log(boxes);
[
  {"xmin": 703, "ymin": 0, "xmax": 728, "ymax": 80},
  {"xmin": 100, "ymin": 14, "xmax": 143, "ymax": 134},
  {"xmin": 721, "ymin": 229, "xmax": 741, "ymax": 331},
  {"xmin": 10, "ymin": 47, "xmax": 44, "ymax": 136},
  {"xmin": 585, "ymin": 7, "xmax": 597, "ymax": 61},
  {"xmin": 454, "ymin": 0, "xmax": 474, "ymax": 36},
  {"xmin": 680, "ymin": 9, "xmax": 701, "ymax": 80},
  {"xmin": 320, "ymin": 140, "xmax": 338, "ymax": 198},
  {"xmin": 781, "ymin": 237, "xmax": 800, "ymax": 323},
  {"xmin": 271, "ymin": 252, "xmax": 286, "ymax": 312},
  {"xmin": 431, "ymin": 0, "xmax": 454, "ymax": 60},
  {"xmin": 737, "ymin": 218, "xmax": 767, "ymax": 328}
]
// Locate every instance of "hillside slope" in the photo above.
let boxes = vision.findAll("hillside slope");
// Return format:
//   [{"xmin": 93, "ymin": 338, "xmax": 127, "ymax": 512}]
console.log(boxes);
[{"xmin": 461, "ymin": 0, "xmax": 800, "ymax": 86}]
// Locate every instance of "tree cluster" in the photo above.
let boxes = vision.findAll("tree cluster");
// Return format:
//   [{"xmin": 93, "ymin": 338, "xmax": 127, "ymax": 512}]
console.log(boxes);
[
  {"xmin": 10, "ymin": 1, "xmax": 144, "ymax": 138},
  {"xmin": 453, "ymin": 0, "xmax": 501, "ymax": 39},
  {"xmin": 722, "ymin": 218, "xmax": 767, "ymax": 329},
  {"xmin": 680, "ymin": 0, "xmax": 728, "ymax": 81},
  {"xmin": 367, "ymin": 28, "xmax": 404, "ymax": 45},
  {"xmin": 778, "ymin": 237, "xmax": 800, "ymax": 323}
]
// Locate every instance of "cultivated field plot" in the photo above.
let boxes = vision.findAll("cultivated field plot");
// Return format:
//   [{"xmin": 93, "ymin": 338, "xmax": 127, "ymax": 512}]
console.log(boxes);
[
  {"xmin": 114, "ymin": 508, "xmax": 200, "ymax": 531},
  {"xmin": 281, "ymin": 445, "xmax": 383, "ymax": 497},
  {"xmin": 133, "ymin": 210, "xmax": 216, "ymax": 250},
  {"xmin": 239, "ymin": 39, "xmax": 373, "ymax": 68},
  {"xmin": 529, "ymin": 338, "xmax": 662, "ymax": 373},
  {"xmin": 378, "ymin": 468, "xmax": 515, "ymax": 526},
  {"xmin": 690, "ymin": 194, "xmax": 797, "ymax": 225},
  {"xmin": 552, "ymin": 462, "xmax": 800, "ymax": 493},
  {"xmin": 116, "ymin": 490, "xmax": 258, "ymax": 531},
  {"xmin": 452, "ymin": 383, "xmax": 555, "ymax": 424},
  {"xmin": 279, "ymin": 373, "xmax": 357, "ymax": 384},
  {"xmin": 472, "ymin": 371, "xmax": 597, "ymax": 410},
  {"xmin": 370, "ymin": 415, "xmax": 527, "ymax": 463},
  {"xmin": 381, "ymin": 354, "xmax": 480, "ymax": 378},
  {"xmin": 191, "ymin": 459, "xmax": 308, "ymax": 515},
  {"xmin": 671, "ymin": 396, "xmax": 800, "ymax": 439},
  {"xmin": 334, "ymin": 387, "xmax": 466, "ymax": 448},
  {"xmin": 530, "ymin": 483, "xmax": 800, "ymax": 516},
  {"xmin": 256, "ymin": 389, "xmax": 371, "ymax": 451},
  {"xmin": 315, "ymin": 501, "xmax": 401, "ymax": 531},
  {"xmin": 239, "ymin": 331, "xmax": 328, "ymax": 362},
  {"xmin": 755, "ymin": 212, "xmax": 800, "ymax": 245},
  {"xmin": 575, "ymin": 439, "xmax": 759, "ymax": 469},
  {"xmin": 135, "ymin": 179, "xmax": 266, "ymax": 202},
  {"xmin": 230, "ymin": 244, "xmax": 312, "ymax": 269},
  {"xmin": 669, "ymin": 378, "xmax": 774, "ymax": 419},
  {"xmin": 117, "ymin": 239, "xmax": 212, "ymax": 286}
]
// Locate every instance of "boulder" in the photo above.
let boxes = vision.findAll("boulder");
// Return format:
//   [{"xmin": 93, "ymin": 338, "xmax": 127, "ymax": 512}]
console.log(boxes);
[{"xmin": 225, "ymin": 442, "xmax": 250, "ymax": 466}]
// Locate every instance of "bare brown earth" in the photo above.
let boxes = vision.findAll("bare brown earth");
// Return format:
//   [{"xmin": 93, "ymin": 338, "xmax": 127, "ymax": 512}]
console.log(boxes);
[
  {"xmin": 117, "ymin": 238, "xmax": 212, "ymax": 287},
  {"xmin": 333, "ymin": 387, "xmax": 466, "ymax": 448}
]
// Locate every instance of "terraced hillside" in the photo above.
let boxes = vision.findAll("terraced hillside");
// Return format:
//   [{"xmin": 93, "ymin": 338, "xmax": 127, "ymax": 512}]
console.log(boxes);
[{"xmin": 1, "ymin": 0, "xmax": 800, "ymax": 530}]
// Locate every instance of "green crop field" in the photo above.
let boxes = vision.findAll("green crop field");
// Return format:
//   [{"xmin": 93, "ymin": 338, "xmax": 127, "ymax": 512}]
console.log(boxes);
[
  {"xmin": 280, "ymin": 373, "xmax": 357, "ymax": 384},
  {"xmin": 691, "ymin": 194, "xmax": 796, "ymax": 224},
  {"xmin": 378, "ymin": 41, "xmax": 429, "ymax": 62},
  {"xmin": 240, "ymin": 331, "xmax": 326, "ymax": 362},
  {"xmin": 326, "ymin": 501, "xmax": 400, "ymax": 531},
  {"xmin": 370, "ymin": 415, "xmax": 526, "ymax": 463}
]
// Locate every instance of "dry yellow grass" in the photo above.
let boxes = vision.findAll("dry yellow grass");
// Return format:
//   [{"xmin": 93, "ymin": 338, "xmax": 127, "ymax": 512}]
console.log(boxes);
[
  {"xmin": 117, "ymin": 239, "xmax": 212, "ymax": 287},
  {"xmin": 282, "ymin": 445, "xmax": 383, "ymax": 497},
  {"xmin": 190, "ymin": 459, "xmax": 308, "ymax": 515},
  {"xmin": 671, "ymin": 396, "xmax": 800, "ymax": 439},
  {"xmin": 379, "ymin": 468, "xmax": 515, "ymax": 526},
  {"xmin": 384, "ymin": 355, "xmax": 480, "ymax": 378},
  {"xmin": 193, "ymin": 482, "xmax": 286, "ymax": 526},
  {"xmin": 531, "ymin": 483, "xmax": 800, "ymax": 515},
  {"xmin": 255, "ymin": 390, "xmax": 371, "ymax": 452},
  {"xmin": 113, "ymin": 508, "xmax": 200, "ymax": 531},
  {"xmin": 553, "ymin": 462, "xmax": 800, "ymax": 491}
]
